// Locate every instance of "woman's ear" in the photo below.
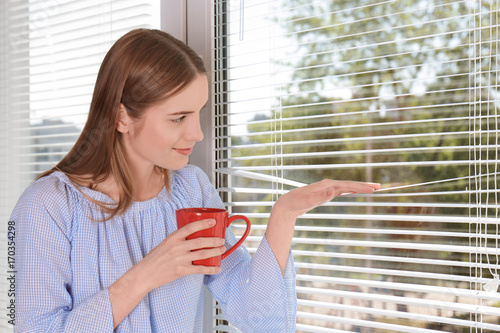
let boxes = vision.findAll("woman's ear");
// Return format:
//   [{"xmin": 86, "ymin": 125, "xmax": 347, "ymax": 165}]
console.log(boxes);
[{"xmin": 116, "ymin": 103, "xmax": 130, "ymax": 133}]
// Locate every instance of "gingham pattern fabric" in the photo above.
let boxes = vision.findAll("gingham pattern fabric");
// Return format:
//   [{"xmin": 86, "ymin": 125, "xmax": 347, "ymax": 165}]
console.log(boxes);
[{"xmin": 11, "ymin": 165, "xmax": 297, "ymax": 332}]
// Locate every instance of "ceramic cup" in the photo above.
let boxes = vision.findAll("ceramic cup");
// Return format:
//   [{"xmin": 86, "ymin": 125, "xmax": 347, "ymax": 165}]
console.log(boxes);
[{"xmin": 175, "ymin": 208, "xmax": 251, "ymax": 267}]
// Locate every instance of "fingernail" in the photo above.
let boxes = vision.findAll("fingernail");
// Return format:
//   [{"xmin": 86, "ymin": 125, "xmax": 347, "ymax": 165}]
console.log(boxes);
[
  {"xmin": 219, "ymin": 238, "xmax": 225, "ymax": 246},
  {"xmin": 208, "ymin": 219, "xmax": 216, "ymax": 226}
]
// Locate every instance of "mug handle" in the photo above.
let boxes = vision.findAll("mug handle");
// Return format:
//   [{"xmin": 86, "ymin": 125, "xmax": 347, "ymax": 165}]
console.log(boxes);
[{"xmin": 221, "ymin": 215, "xmax": 251, "ymax": 259}]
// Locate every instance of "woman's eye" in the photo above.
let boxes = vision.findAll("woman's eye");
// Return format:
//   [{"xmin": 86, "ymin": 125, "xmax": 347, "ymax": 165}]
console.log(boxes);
[{"xmin": 172, "ymin": 116, "xmax": 186, "ymax": 123}]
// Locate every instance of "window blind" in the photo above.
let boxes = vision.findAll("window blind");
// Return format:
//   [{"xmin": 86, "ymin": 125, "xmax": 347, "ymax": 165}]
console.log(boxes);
[
  {"xmin": 0, "ymin": 0, "xmax": 159, "ymax": 329},
  {"xmin": 213, "ymin": 0, "xmax": 500, "ymax": 332}
]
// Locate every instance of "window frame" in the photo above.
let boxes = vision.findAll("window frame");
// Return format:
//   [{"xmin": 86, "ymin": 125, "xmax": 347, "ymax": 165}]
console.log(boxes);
[{"xmin": 165, "ymin": 1, "xmax": 217, "ymax": 331}]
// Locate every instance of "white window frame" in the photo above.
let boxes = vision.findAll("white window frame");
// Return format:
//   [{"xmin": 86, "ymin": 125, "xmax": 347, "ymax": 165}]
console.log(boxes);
[{"xmin": 161, "ymin": 1, "xmax": 216, "ymax": 331}]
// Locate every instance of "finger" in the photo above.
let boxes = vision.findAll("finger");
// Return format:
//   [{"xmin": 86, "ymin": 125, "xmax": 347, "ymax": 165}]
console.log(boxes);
[
  {"xmin": 175, "ymin": 219, "xmax": 216, "ymax": 239},
  {"xmin": 361, "ymin": 182, "xmax": 381, "ymax": 191},
  {"xmin": 185, "ymin": 237, "xmax": 225, "ymax": 251},
  {"xmin": 189, "ymin": 246, "xmax": 226, "ymax": 261},
  {"xmin": 326, "ymin": 181, "xmax": 380, "ymax": 197}
]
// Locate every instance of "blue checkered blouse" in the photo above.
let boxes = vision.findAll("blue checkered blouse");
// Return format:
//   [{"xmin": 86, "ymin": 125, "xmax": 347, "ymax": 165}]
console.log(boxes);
[{"xmin": 11, "ymin": 165, "xmax": 296, "ymax": 332}]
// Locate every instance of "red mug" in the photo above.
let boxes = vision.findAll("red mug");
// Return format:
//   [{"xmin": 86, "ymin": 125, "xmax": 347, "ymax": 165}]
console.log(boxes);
[{"xmin": 176, "ymin": 208, "xmax": 251, "ymax": 267}]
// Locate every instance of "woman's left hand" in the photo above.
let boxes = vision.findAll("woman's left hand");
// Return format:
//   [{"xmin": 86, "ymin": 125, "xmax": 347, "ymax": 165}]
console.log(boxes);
[
  {"xmin": 266, "ymin": 179, "xmax": 380, "ymax": 275},
  {"xmin": 273, "ymin": 179, "xmax": 381, "ymax": 218}
]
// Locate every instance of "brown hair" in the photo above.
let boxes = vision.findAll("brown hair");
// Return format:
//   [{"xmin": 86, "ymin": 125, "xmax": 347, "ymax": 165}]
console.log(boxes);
[{"xmin": 38, "ymin": 28, "xmax": 207, "ymax": 218}]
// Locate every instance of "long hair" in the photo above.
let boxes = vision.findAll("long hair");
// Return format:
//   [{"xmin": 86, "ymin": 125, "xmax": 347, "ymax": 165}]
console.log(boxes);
[{"xmin": 38, "ymin": 29, "xmax": 207, "ymax": 218}]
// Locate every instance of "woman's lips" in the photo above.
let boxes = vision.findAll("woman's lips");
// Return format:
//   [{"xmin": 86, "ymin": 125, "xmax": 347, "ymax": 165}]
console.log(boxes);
[{"xmin": 174, "ymin": 147, "xmax": 193, "ymax": 156}]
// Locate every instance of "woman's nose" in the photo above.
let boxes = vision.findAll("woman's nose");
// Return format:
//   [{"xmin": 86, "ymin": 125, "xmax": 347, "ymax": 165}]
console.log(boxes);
[{"xmin": 186, "ymin": 116, "xmax": 204, "ymax": 142}]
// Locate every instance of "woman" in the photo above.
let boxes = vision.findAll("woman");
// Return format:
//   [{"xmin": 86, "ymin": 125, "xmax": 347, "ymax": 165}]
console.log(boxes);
[{"xmin": 12, "ymin": 29, "xmax": 380, "ymax": 332}]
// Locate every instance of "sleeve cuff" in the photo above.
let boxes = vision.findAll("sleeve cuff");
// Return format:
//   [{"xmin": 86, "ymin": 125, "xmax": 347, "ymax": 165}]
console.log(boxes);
[
  {"xmin": 63, "ymin": 289, "xmax": 114, "ymax": 332},
  {"xmin": 206, "ymin": 233, "xmax": 297, "ymax": 332},
  {"xmin": 251, "ymin": 234, "xmax": 297, "ymax": 331}
]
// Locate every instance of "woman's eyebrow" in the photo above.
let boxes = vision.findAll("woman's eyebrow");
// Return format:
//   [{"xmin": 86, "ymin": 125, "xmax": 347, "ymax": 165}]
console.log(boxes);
[
  {"xmin": 169, "ymin": 104, "xmax": 208, "ymax": 115},
  {"xmin": 169, "ymin": 111, "xmax": 195, "ymax": 115}
]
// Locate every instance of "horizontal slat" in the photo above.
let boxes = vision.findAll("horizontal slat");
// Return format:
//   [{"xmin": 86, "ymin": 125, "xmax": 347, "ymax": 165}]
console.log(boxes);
[
  {"xmin": 13, "ymin": 106, "xmax": 89, "ymax": 118},
  {"xmin": 216, "ymin": 117, "xmax": 471, "ymax": 138},
  {"xmin": 296, "ymin": 307, "xmax": 500, "ymax": 332},
  {"xmin": 215, "ymin": 132, "xmax": 472, "ymax": 150},
  {"xmin": 244, "ymin": 235, "xmax": 499, "ymax": 255},
  {"xmin": 296, "ymin": 287, "xmax": 500, "ymax": 316},
  {"xmin": 30, "ymin": 3, "xmax": 152, "ymax": 38},
  {"xmin": 296, "ymin": 311, "xmax": 455, "ymax": 333},
  {"xmin": 245, "ymin": 247, "xmax": 500, "ymax": 271},
  {"xmin": 294, "ymin": 299, "xmax": 444, "ymax": 326},
  {"xmin": 229, "ymin": 23, "xmax": 496, "ymax": 61},
  {"xmin": 216, "ymin": 91, "xmax": 476, "ymax": 118},
  {"xmin": 295, "ymin": 324, "xmax": 349, "ymax": 333},
  {"xmin": 17, "ymin": 132, "xmax": 81, "ymax": 140},
  {"xmin": 226, "ymin": 200, "xmax": 471, "ymax": 208},
  {"xmin": 223, "ymin": 31, "xmax": 476, "ymax": 66},
  {"xmin": 14, "ymin": 123, "xmax": 84, "ymax": 132},
  {"xmin": 234, "ymin": 224, "xmax": 500, "ymax": 240},
  {"xmin": 217, "ymin": 112, "xmax": 472, "ymax": 130},
  {"xmin": 298, "ymin": 302, "xmax": 500, "ymax": 332},
  {"xmin": 215, "ymin": 48, "xmax": 489, "ymax": 92},
  {"xmin": 222, "ymin": 0, "xmax": 476, "ymax": 31},
  {"xmin": 30, "ymin": 21, "xmax": 151, "ymax": 62},
  {"xmin": 294, "ymin": 262, "xmax": 476, "ymax": 284},
  {"xmin": 220, "ymin": 148, "xmax": 469, "ymax": 162},
  {"xmin": 218, "ymin": 69, "xmax": 470, "ymax": 101},
  {"xmin": 17, "ymin": 142, "xmax": 77, "ymax": 149},
  {"xmin": 218, "ymin": 186, "xmax": 471, "ymax": 197},
  {"xmin": 295, "ymin": 274, "xmax": 495, "ymax": 301},
  {"xmin": 227, "ymin": 160, "xmax": 470, "ymax": 169},
  {"xmin": 20, "ymin": 153, "xmax": 67, "ymax": 159},
  {"xmin": 220, "ymin": 149, "xmax": 472, "ymax": 161},
  {"xmin": 222, "ymin": 0, "xmax": 465, "ymax": 27},
  {"xmin": 220, "ymin": 16, "xmax": 484, "ymax": 63},
  {"xmin": 213, "ymin": 100, "xmax": 470, "ymax": 121},
  {"xmin": 218, "ymin": 112, "xmax": 472, "ymax": 134}
]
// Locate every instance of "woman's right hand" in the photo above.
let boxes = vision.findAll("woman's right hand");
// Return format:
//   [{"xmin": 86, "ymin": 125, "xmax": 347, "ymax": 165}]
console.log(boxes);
[
  {"xmin": 138, "ymin": 218, "xmax": 226, "ymax": 291},
  {"xmin": 109, "ymin": 218, "xmax": 225, "ymax": 328}
]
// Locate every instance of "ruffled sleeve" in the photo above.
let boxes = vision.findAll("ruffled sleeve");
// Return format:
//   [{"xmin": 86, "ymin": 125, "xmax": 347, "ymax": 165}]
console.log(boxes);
[
  {"xmin": 12, "ymin": 175, "xmax": 114, "ymax": 332},
  {"xmin": 206, "ymin": 232, "xmax": 297, "ymax": 332}
]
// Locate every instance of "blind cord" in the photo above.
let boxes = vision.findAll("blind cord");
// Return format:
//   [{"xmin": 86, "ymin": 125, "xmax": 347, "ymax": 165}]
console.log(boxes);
[{"xmin": 482, "ymin": 0, "xmax": 500, "ymax": 293}]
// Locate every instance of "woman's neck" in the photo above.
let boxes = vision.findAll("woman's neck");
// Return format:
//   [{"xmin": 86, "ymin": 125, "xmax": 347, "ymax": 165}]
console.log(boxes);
[
  {"xmin": 131, "ymin": 167, "xmax": 164, "ymax": 201},
  {"xmin": 92, "ymin": 167, "xmax": 164, "ymax": 202}
]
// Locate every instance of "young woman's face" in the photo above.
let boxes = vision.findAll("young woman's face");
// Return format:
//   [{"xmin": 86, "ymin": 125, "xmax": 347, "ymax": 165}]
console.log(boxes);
[{"xmin": 120, "ymin": 74, "xmax": 208, "ymax": 172}]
